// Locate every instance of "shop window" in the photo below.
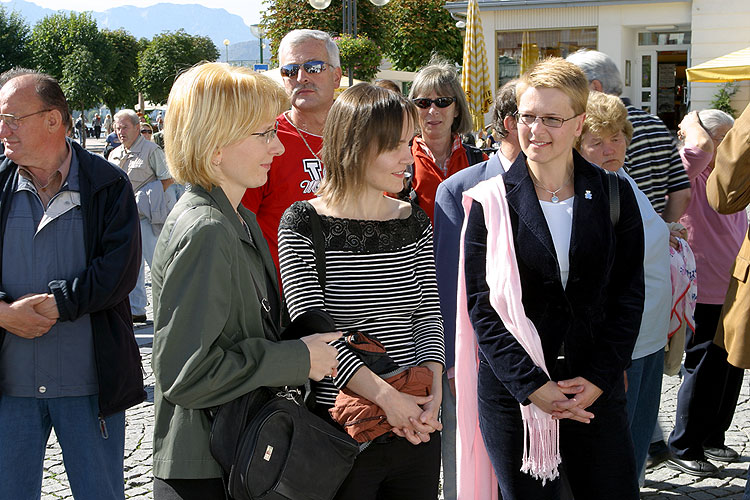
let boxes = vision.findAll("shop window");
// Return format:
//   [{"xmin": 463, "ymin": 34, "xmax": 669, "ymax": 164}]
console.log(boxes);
[
  {"xmin": 496, "ymin": 28, "xmax": 597, "ymax": 87},
  {"xmin": 638, "ymin": 31, "xmax": 691, "ymax": 46}
]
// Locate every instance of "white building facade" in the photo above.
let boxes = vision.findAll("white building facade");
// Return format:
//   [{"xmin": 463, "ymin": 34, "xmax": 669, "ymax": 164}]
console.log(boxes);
[{"xmin": 445, "ymin": 0, "xmax": 750, "ymax": 129}]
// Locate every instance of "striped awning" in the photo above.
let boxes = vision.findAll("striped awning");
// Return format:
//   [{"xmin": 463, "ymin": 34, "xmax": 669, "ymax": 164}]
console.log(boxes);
[
  {"xmin": 687, "ymin": 46, "xmax": 750, "ymax": 83},
  {"xmin": 461, "ymin": 0, "xmax": 493, "ymax": 131}
]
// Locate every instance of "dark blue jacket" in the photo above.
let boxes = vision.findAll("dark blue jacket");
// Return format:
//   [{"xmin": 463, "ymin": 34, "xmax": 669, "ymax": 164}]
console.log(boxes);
[
  {"xmin": 0, "ymin": 141, "xmax": 145, "ymax": 416},
  {"xmin": 434, "ymin": 152, "xmax": 506, "ymax": 369},
  {"xmin": 464, "ymin": 150, "xmax": 645, "ymax": 403}
]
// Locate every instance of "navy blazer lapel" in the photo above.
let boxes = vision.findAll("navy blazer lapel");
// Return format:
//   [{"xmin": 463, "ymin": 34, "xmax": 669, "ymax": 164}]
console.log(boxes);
[
  {"xmin": 569, "ymin": 150, "xmax": 603, "ymax": 282},
  {"xmin": 503, "ymin": 154, "xmax": 558, "ymax": 262}
]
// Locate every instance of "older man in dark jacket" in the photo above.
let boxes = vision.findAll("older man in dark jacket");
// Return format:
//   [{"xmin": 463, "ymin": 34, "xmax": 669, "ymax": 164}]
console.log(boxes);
[{"xmin": 0, "ymin": 68, "xmax": 144, "ymax": 499}]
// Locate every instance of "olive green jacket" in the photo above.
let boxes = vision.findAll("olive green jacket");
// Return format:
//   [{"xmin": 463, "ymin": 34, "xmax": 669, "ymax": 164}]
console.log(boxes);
[{"xmin": 151, "ymin": 185, "xmax": 311, "ymax": 479}]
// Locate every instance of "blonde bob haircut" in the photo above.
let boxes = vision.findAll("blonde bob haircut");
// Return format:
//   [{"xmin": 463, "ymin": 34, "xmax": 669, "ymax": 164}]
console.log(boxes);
[
  {"xmin": 164, "ymin": 62, "xmax": 289, "ymax": 189},
  {"xmin": 576, "ymin": 91, "xmax": 634, "ymax": 149},
  {"xmin": 516, "ymin": 57, "xmax": 590, "ymax": 117},
  {"xmin": 318, "ymin": 83, "xmax": 417, "ymax": 205}
]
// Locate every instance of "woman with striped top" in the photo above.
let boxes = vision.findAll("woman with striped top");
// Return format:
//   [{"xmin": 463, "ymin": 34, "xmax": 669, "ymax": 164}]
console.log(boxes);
[{"xmin": 278, "ymin": 83, "xmax": 445, "ymax": 500}]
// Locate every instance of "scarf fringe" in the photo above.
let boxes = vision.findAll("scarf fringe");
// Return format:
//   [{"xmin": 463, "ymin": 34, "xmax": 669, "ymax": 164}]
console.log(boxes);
[{"xmin": 520, "ymin": 405, "xmax": 561, "ymax": 485}]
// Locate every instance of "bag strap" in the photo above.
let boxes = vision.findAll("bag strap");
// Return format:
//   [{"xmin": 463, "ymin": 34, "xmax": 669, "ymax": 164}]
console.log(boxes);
[
  {"xmin": 605, "ymin": 170, "xmax": 620, "ymax": 227},
  {"xmin": 302, "ymin": 200, "xmax": 326, "ymax": 290}
]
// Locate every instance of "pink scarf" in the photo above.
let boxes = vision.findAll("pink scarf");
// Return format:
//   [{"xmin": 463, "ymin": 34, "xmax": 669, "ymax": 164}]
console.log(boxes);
[{"xmin": 456, "ymin": 176, "xmax": 560, "ymax": 499}]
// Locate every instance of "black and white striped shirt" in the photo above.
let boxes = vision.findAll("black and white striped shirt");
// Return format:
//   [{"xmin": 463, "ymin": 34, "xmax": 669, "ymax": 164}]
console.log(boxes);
[
  {"xmin": 278, "ymin": 201, "xmax": 445, "ymax": 407},
  {"xmin": 624, "ymin": 103, "xmax": 691, "ymax": 214}
]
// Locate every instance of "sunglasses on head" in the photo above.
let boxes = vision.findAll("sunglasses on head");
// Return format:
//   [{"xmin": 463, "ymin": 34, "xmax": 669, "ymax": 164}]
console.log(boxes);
[
  {"xmin": 280, "ymin": 60, "xmax": 329, "ymax": 78},
  {"xmin": 412, "ymin": 97, "xmax": 456, "ymax": 109}
]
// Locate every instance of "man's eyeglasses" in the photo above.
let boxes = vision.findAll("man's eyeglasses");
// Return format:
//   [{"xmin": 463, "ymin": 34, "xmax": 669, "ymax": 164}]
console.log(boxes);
[
  {"xmin": 251, "ymin": 121, "xmax": 279, "ymax": 144},
  {"xmin": 0, "ymin": 109, "xmax": 52, "ymax": 130},
  {"xmin": 515, "ymin": 113, "xmax": 580, "ymax": 129},
  {"xmin": 412, "ymin": 97, "xmax": 456, "ymax": 109},
  {"xmin": 280, "ymin": 61, "xmax": 330, "ymax": 78}
]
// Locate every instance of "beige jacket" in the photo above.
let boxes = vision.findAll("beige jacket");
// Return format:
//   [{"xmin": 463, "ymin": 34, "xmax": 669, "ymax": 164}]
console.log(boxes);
[{"xmin": 707, "ymin": 103, "xmax": 750, "ymax": 369}]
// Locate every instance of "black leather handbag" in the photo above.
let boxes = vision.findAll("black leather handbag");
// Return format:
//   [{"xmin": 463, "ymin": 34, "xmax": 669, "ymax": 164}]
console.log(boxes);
[{"xmin": 209, "ymin": 384, "xmax": 358, "ymax": 500}]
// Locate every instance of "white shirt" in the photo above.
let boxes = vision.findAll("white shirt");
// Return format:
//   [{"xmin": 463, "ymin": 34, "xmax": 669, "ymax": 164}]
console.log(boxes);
[{"xmin": 539, "ymin": 197, "xmax": 574, "ymax": 289}]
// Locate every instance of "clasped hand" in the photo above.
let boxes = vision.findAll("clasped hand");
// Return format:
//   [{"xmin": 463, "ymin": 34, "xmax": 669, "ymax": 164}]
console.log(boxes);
[
  {"xmin": 528, "ymin": 377, "xmax": 603, "ymax": 424},
  {"xmin": 0, "ymin": 293, "xmax": 59, "ymax": 339},
  {"xmin": 383, "ymin": 390, "xmax": 442, "ymax": 445}
]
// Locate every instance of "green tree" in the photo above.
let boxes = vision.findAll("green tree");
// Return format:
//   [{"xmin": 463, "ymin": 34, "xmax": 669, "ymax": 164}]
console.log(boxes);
[
  {"xmin": 382, "ymin": 0, "xmax": 462, "ymax": 71},
  {"xmin": 61, "ymin": 45, "xmax": 103, "ymax": 147},
  {"xmin": 136, "ymin": 29, "xmax": 219, "ymax": 105},
  {"xmin": 710, "ymin": 82, "xmax": 738, "ymax": 118},
  {"xmin": 0, "ymin": 5, "xmax": 32, "ymax": 73},
  {"xmin": 100, "ymin": 29, "xmax": 139, "ymax": 113},
  {"xmin": 30, "ymin": 12, "xmax": 112, "ymax": 83},
  {"xmin": 260, "ymin": 0, "xmax": 388, "ymax": 64},
  {"xmin": 336, "ymin": 35, "xmax": 381, "ymax": 81}
]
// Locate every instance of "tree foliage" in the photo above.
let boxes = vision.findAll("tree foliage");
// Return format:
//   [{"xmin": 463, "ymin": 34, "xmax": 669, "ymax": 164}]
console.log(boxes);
[
  {"xmin": 0, "ymin": 6, "xmax": 32, "ymax": 74},
  {"xmin": 100, "ymin": 29, "xmax": 140, "ymax": 112},
  {"xmin": 30, "ymin": 12, "xmax": 113, "ymax": 83},
  {"xmin": 336, "ymin": 35, "xmax": 381, "ymax": 81},
  {"xmin": 710, "ymin": 82, "xmax": 738, "ymax": 118},
  {"xmin": 382, "ymin": 0, "xmax": 463, "ymax": 71},
  {"xmin": 61, "ymin": 45, "xmax": 104, "ymax": 147},
  {"xmin": 137, "ymin": 29, "xmax": 219, "ymax": 105},
  {"xmin": 260, "ymin": 0, "xmax": 388, "ymax": 64}
]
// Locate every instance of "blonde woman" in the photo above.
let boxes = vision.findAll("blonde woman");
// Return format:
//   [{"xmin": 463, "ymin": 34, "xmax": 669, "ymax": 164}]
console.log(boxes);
[
  {"xmin": 150, "ymin": 62, "xmax": 340, "ymax": 500},
  {"xmin": 460, "ymin": 59, "xmax": 644, "ymax": 499},
  {"xmin": 278, "ymin": 83, "xmax": 445, "ymax": 499}
]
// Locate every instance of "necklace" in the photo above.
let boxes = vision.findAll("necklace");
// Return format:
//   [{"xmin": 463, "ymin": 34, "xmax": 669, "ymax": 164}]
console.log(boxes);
[
  {"xmin": 285, "ymin": 111, "xmax": 320, "ymax": 161},
  {"xmin": 529, "ymin": 170, "xmax": 573, "ymax": 203}
]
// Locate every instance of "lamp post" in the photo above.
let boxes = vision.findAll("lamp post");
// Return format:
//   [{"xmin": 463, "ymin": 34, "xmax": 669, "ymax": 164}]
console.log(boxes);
[
  {"xmin": 223, "ymin": 39, "xmax": 230, "ymax": 64},
  {"xmin": 308, "ymin": 0, "xmax": 389, "ymax": 87},
  {"xmin": 250, "ymin": 25, "xmax": 265, "ymax": 65}
]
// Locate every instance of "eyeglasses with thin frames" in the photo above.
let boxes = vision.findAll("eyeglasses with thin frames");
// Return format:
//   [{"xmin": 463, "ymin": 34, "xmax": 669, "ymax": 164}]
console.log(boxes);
[
  {"xmin": 280, "ymin": 61, "xmax": 330, "ymax": 78},
  {"xmin": 515, "ymin": 112, "xmax": 580, "ymax": 129},
  {"xmin": 0, "ymin": 109, "xmax": 52, "ymax": 130},
  {"xmin": 251, "ymin": 121, "xmax": 279, "ymax": 144}
]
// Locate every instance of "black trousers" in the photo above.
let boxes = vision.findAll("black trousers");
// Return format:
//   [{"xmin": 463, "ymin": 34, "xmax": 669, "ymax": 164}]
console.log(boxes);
[
  {"xmin": 669, "ymin": 303, "xmax": 745, "ymax": 459},
  {"xmin": 153, "ymin": 477, "xmax": 226, "ymax": 500},
  {"xmin": 333, "ymin": 434, "xmax": 441, "ymax": 500},
  {"xmin": 477, "ymin": 361, "xmax": 639, "ymax": 500}
]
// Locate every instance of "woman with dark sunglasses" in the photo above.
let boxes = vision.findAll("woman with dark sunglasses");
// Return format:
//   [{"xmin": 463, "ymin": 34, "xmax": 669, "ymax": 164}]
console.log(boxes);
[{"xmin": 407, "ymin": 56, "xmax": 486, "ymax": 224}]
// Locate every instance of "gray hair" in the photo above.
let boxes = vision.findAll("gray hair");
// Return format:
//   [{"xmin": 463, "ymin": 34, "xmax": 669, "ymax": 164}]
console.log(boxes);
[
  {"xmin": 279, "ymin": 29, "xmax": 340, "ymax": 68},
  {"xmin": 0, "ymin": 68, "xmax": 72, "ymax": 131},
  {"xmin": 698, "ymin": 109, "xmax": 734, "ymax": 137},
  {"xmin": 566, "ymin": 49, "xmax": 623, "ymax": 96},
  {"xmin": 114, "ymin": 109, "xmax": 140, "ymax": 127},
  {"xmin": 409, "ymin": 55, "xmax": 473, "ymax": 135},
  {"xmin": 491, "ymin": 79, "xmax": 517, "ymax": 137}
]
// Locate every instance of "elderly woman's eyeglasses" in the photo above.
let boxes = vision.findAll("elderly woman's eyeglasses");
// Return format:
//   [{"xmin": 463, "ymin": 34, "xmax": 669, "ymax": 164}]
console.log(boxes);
[
  {"xmin": 515, "ymin": 113, "xmax": 579, "ymax": 128},
  {"xmin": 0, "ymin": 109, "xmax": 52, "ymax": 130},
  {"xmin": 280, "ymin": 61, "xmax": 329, "ymax": 78},
  {"xmin": 412, "ymin": 97, "xmax": 456, "ymax": 109},
  {"xmin": 251, "ymin": 121, "xmax": 279, "ymax": 144}
]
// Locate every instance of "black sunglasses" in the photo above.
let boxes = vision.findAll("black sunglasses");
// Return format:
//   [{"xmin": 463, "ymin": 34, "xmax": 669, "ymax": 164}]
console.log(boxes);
[
  {"xmin": 280, "ymin": 60, "xmax": 329, "ymax": 78},
  {"xmin": 140, "ymin": 129, "xmax": 152, "ymax": 134},
  {"xmin": 412, "ymin": 97, "xmax": 456, "ymax": 109}
]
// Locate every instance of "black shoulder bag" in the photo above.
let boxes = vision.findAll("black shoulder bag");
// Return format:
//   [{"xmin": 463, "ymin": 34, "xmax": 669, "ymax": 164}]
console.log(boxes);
[{"xmin": 207, "ymin": 244, "xmax": 358, "ymax": 500}]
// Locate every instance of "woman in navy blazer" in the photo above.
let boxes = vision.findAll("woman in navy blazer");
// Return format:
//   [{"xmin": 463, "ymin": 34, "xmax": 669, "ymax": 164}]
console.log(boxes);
[{"xmin": 463, "ymin": 58, "xmax": 645, "ymax": 499}]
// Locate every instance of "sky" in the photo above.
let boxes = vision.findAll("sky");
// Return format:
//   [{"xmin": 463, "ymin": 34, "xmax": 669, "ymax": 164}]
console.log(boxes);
[{"xmin": 9, "ymin": 0, "xmax": 266, "ymax": 27}]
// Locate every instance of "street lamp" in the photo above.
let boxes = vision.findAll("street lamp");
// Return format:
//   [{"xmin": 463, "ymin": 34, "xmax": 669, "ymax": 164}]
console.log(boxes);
[
  {"xmin": 308, "ymin": 0, "xmax": 390, "ymax": 86},
  {"xmin": 250, "ymin": 25, "xmax": 266, "ymax": 65},
  {"xmin": 223, "ymin": 39, "xmax": 230, "ymax": 64}
]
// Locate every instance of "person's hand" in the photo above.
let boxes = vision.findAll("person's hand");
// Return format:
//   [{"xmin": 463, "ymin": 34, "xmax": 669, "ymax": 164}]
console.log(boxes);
[
  {"xmin": 0, "ymin": 294, "xmax": 56, "ymax": 338},
  {"xmin": 300, "ymin": 331, "xmax": 341, "ymax": 381},
  {"xmin": 529, "ymin": 380, "xmax": 595, "ymax": 424},
  {"xmin": 668, "ymin": 227, "xmax": 688, "ymax": 250},
  {"xmin": 33, "ymin": 294, "xmax": 60, "ymax": 320},
  {"xmin": 380, "ymin": 390, "xmax": 434, "ymax": 445},
  {"xmin": 552, "ymin": 377, "xmax": 603, "ymax": 423}
]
